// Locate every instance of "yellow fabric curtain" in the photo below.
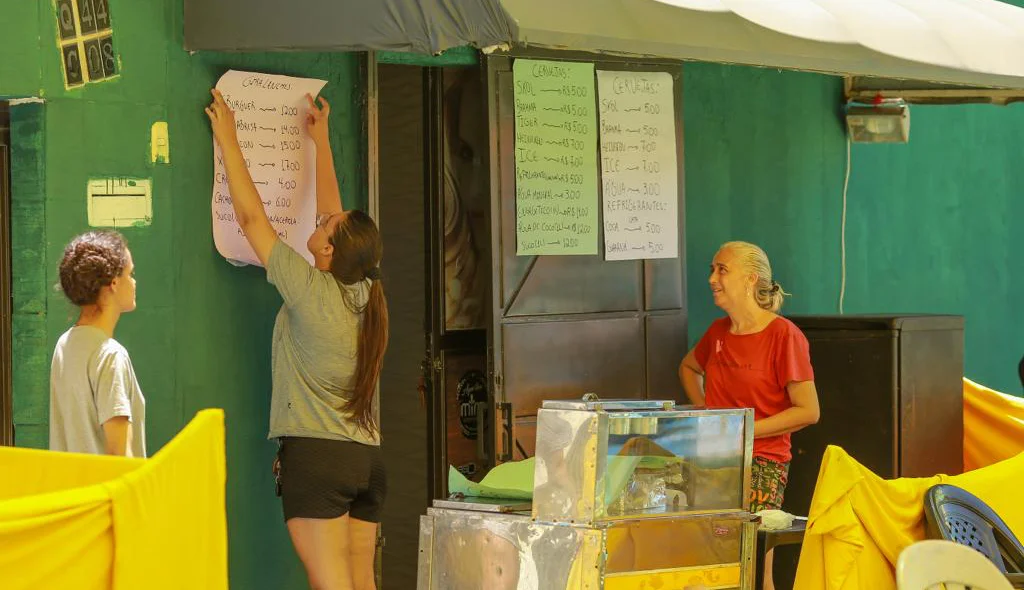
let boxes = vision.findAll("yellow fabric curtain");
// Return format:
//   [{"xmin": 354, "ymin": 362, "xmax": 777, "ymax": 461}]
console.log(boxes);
[
  {"xmin": 794, "ymin": 379, "xmax": 1024, "ymax": 590},
  {"xmin": 0, "ymin": 410, "xmax": 227, "ymax": 590},
  {"xmin": 963, "ymin": 378, "xmax": 1024, "ymax": 471},
  {"xmin": 793, "ymin": 445, "xmax": 1024, "ymax": 590}
]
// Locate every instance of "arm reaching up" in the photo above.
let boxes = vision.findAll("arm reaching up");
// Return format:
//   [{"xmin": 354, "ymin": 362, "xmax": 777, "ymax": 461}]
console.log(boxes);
[
  {"xmin": 305, "ymin": 94, "xmax": 343, "ymax": 217},
  {"xmin": 206, "ymin": 88, "xmax": 279, "ymax": 265}
]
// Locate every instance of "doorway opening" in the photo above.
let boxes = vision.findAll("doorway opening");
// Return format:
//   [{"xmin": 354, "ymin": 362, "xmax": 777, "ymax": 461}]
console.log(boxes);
[{"xmin": 374, "ymin": 61, "xmax": 491, "ymax": 590}]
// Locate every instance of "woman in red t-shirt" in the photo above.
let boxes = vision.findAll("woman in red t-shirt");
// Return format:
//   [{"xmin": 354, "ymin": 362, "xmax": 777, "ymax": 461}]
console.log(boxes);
[
  {"xmin": 679, "ymin": 240, "xmax": 820, "ymax": 507},
  {"xmin": 679, "ymin": 241, "xmax": 819, "ymax": 587}
]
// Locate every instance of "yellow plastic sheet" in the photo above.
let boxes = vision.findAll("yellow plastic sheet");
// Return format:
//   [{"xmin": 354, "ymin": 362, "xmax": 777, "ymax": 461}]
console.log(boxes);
[
  {"xmin": 0, "ymin": 410, "xmax": 227, "ymax": 590},
  {"xmin": 793, "ymin": 445, "xmax": 1024, "ymax": 590},
  {"xmin": 963, "ymin": 378, "xmax": 1024, "ymax": 471}
]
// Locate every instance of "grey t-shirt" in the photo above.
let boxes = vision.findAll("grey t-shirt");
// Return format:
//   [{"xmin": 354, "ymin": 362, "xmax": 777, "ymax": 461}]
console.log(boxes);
[
  {"xmin": 266, "ymin": 240, "xmax": 379, "ymax": 446},
  {"xmin": 49, "ymin": 325, "xmax": 147, "ymax": 457}
]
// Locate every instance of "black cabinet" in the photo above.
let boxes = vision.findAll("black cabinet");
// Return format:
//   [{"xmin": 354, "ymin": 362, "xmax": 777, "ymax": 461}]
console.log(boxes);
[
  {"xmin": 771, "ymin": 315, "xmax": 964, "ymax": 589},
  {"xmin": 784, "ymin": 314, "xmax": 965, "ymax": 517}
]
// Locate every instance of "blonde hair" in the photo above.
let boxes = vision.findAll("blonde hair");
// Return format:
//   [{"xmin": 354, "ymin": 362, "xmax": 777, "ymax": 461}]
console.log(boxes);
[{"xmin": 719, "ymin": 241, "xmax": 789, "ymax": 313}]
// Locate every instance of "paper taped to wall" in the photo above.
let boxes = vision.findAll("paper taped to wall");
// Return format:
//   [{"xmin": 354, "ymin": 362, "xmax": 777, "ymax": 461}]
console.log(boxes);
[
  {"xmin": 87, "ymin": 177, "xmax": 152, "ymax": 228},
  {"xmin": 597, "ymin": 70, "xmax": 679, "ymax": 260},
  {"xmin": 211, "ymin": 70, "xmax": 327, "ymax": 267}
]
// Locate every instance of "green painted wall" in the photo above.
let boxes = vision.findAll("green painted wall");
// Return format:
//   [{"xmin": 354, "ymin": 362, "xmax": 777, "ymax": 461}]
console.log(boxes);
[
  {"xmin": 3, "ymin": 2, "xmax": 1023, "ymax": 589},
  {"xmin": 683, "ymin": 63, "xmax": 1024, "ymax": 395},
  {"xmin": 2, "ymin": 0, "xmax": 365, "ymax": 587}
]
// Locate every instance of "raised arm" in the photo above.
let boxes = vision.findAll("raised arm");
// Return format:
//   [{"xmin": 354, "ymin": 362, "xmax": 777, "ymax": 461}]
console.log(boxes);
[
  {"xmin": 206, "ymin": 89, "xmax": 278, "ymax": 266},
  {"xmin": 306, "ymin": 94, "xmax": 343, "ymax": 216}
]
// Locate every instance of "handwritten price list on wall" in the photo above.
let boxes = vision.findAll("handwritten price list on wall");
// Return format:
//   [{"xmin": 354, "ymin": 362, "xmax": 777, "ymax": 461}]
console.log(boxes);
[
  {"xmin": 512, "ymin": 60, "xmax": 599, "ymax": 256},
  {"xmin": 596, "ymin": 71, "xmax": 678, "ymax": 260},
  {"xmin": 211, "ymin": 70, "xmax": 326, "ymax": 267}
]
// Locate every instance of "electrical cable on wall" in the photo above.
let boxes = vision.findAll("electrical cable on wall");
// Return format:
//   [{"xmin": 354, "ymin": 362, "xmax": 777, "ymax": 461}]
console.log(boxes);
[
  {"xmin": 840, "ymin": 94, "xmax": 908, "ymax": 314},
  {"xmin": 839, "ymin": 134, "xmax": 851, "ymax": 314}
]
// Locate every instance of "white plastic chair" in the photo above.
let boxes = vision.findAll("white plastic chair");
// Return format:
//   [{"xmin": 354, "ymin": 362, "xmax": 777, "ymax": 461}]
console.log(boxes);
[{"xmin": 898, "ymin": 540, "xmax": 1014, "ymax": 590}]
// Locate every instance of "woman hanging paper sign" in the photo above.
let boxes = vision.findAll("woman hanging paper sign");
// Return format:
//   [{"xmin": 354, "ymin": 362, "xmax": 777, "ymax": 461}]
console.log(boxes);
[{"xmin": 211, "ymin": 70, "xmax": 327, "ymax": 266}]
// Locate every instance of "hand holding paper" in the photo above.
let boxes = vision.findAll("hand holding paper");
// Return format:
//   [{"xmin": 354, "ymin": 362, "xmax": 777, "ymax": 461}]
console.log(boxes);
[
  {"xmin": 206, "ymin": 89, "xmax": 239, "ymax": 151},
  {"xmin": 305, "ymin": 94, "xmax": 343, "ymax": 217},
  {"xmin": 305, "ymin": 94, "xmax": 330, "ymax": 147},
  {"xmin": 206, "ymin": 87, "xmax": 278, "ymax": 266}
]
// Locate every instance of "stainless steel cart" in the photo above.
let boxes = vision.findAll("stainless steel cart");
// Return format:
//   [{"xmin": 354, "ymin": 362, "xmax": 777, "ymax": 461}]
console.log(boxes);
[{"xmin": 418, "ymin": 399, "xmax": 757, "ymax": 589}]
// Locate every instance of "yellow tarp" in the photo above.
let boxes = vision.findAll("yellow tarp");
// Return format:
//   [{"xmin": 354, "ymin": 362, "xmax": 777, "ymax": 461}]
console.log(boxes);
[
  {"xmin": 0, "ymin": 409, "xmax": 228, "ymax": 590},
  {"xmin": 963, "ymin": 378, "xmax": 1024, "ymax": 471},
  {"xmin": 793, "ymin": 445, "xmax": 1024, "ymax": 590},
  {"xmin": 794, "ymin": 379, "xmax": 1024, "ymax": 590}
]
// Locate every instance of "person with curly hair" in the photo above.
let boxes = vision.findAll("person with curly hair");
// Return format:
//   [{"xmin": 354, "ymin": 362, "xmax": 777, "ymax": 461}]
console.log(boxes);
[{"xmin": 49, "ymin": 230, "xmax": 146, "ymax": 457}]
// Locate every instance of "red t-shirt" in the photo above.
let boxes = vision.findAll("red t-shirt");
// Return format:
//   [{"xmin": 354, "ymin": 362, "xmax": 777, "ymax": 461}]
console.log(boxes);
[{"xmin": 694, "ymin": 316, "xmax": 814, "ymax": 463}]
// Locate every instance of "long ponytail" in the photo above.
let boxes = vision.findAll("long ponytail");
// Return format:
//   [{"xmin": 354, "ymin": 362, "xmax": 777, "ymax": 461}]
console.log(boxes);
[
  {"xmin": 329, "ymin": 209, "xmax": 389, "ymax": 436},
  {"xmin": 349, "ymin": 277, "xmax": 388, "ymax": 435}
]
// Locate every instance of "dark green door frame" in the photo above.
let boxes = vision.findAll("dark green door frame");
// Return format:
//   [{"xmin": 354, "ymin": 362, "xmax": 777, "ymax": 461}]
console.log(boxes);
[{"xmin": 0, "ymin": 102, "xmax": 13, "ymax": 446}]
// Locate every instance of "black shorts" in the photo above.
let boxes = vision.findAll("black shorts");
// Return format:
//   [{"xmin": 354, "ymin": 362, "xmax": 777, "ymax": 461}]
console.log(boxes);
[{"xmin": 277, "ymin": 436, "xmax": 387, "ymax": 523}]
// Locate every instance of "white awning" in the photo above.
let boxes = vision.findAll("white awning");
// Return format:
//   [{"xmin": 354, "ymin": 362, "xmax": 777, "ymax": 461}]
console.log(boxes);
[
  {"xmin": 184, "ymin": 0, "xmax": 1024, "ymax": 87},
  {"xmin": 504, "ymin": 0, "xmax": 1024, "ymax": 87}
]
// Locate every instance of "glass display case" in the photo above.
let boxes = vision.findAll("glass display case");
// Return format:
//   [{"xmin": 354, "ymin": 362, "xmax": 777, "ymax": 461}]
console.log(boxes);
[{"xmin": 533, "ymin": 399, "xmax": 754, "ymax": 524}]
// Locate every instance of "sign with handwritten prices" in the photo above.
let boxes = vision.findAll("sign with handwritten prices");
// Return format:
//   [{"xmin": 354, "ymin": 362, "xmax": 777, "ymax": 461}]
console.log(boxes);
[
  {"xmin": 597, "ymin": 71, "xmax": 678, "ymax": 261},
  {"xmin": 512, "ymin": 60, "xmax": 599, "ymax": 256},
  {"xmin": 211, "ymin": 70, "xmax": 327, "ymax": 267}
]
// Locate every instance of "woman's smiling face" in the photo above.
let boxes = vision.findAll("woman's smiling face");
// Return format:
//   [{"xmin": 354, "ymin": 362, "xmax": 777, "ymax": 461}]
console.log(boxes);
[{"xmin": 709, "ymin": 247, "xmax": 751, "ymax": 311}]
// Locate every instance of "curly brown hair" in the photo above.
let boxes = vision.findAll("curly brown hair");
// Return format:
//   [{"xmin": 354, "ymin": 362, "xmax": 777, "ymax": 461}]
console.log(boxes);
[{"xmin": 58, "ymin": 231, "xmax": 129, "ymax": 306}]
